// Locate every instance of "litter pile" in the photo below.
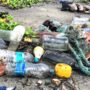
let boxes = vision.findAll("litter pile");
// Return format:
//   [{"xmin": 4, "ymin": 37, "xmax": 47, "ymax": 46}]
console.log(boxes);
[
  {"xmin": 60, "ymin": 0, "xmax": 90, "ymax": 14},
  {"xmin": 0, "ymin": 11, "xmax": 90, "ymax": 89}
]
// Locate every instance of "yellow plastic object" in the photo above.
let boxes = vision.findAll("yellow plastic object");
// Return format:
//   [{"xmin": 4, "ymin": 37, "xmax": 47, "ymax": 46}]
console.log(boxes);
[
  {"xmin": 24, "ymin": 37, "xmax": 32, "ymax": 42},
  {"xmin": 55, "ymin": 63, "xmax": 72, "ymax": 78}
]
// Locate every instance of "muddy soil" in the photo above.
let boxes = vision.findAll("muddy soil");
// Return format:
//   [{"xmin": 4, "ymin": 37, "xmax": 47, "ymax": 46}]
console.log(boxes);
[{"xmin": 0, "ymin": 1, "xmax": 90, "ymax": 90}]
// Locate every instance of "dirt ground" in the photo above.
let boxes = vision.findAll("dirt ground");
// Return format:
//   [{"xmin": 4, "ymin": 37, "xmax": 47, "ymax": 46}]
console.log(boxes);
[{"xmin": 0, "ymin": 1, "xmax": 90, "ymax": 90}]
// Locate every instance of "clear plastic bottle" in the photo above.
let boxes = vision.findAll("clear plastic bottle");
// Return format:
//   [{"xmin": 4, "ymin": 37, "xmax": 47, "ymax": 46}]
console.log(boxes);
[
  {"xmin": 5, "ymin": 62, "xmax": 50, "ymax": 78},
  {"xmin": 0, "ymin": 49, "xmax": 34, "ymax": 63}
]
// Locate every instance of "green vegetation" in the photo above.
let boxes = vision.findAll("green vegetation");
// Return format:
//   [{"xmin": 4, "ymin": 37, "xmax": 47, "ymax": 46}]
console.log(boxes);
[
  {"xmin": 80, "ymin": 0, "xmax": 89, "ymax": 3},
  {"xmin": 0, "ymin": 12, "xmax": 19, "ymax": 30},
  {"xmin": 25, "ymin": 27, "xmax": 37, "ymax": 38},
  {"xmin": 0, "ymin": 12, "xmax": 36, "ymax": 38},
  {"xmin": 0, "ymin": 0, "xmax": 41, "ymax": 9}
]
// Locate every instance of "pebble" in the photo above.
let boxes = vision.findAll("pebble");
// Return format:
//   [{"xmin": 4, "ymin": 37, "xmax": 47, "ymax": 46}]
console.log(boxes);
[
  {"xmin": 36, "ymin": 80, "xmax": 43, "ymax": 86},
  {"xmin": 45, "ymin": 79, "xmax": 51, "ymax": 86},
  {"xmin": 52, "ymin": 78, "xmax": 61, "ymax": 86}
]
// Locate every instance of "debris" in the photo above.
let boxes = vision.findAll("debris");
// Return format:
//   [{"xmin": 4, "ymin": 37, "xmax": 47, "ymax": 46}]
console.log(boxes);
[
  {"xmin": 45, "ymin": 79, "xmax": 51, "ymax": 86},
  {"xmin": 36, "ymin": 80, "xmax": 43, "ymax": 86},
  {"xmin": 55, "ymin": 63, "xmax": 72, "ymax": 78},
  {"xmin": 33, "ymin": 46, "xmax": 44, "ymax": 63},
  {"xmin": 66, "ymin": 26, "xmax": 90, "ymax": 75},
  {"xmin": 59, "ymin": 0, "xmax": 73, "ymax": 11},
  {"xmin": 71, "ymin": 16, "xmax": 90, "ymax": 29},
  {"xmin": 86, "ymin": 51, "xmax": 90, "ymax": 60},
  {"xmin": 0, "ymin": 49, "xmax": 34, "ymax": 63},
  {"xmin": 43, "ymin": 19, "xmax": 61, "ymax": 32},
  {"xmin": 60, "ymin": 1, "xmax": 90, "ymax": 14},
  {"xmin": 69, "ymin": 3, "xmax": 78, "ymax": 12},
  {"xmin": 52, "ymin": 78, "xmax": 61, "ymax": 86},
  {"xmin": 43, "ymin": 50, "xmax": 76, "ymax": 66},
  {"xmin": 5, "ymin": 63, "xmax": 50, "ymax": 78},
  {"xmin": 0, "ymin": 25, "xmax": 25, "ymax": 51},
  {"xmin": 0, "ymin": 38, "xmax": 7, "ymax": 49},
  {"xmin": 36, "ymin": 19, "xmax": 68, "ymax": 33},
  {"xmin": 42, "ymin": 34, "xmax": 69, "ymax": 51},
  {"xmin": 0, "ymin": 60, "xmax": 5, "ymax": 76}
]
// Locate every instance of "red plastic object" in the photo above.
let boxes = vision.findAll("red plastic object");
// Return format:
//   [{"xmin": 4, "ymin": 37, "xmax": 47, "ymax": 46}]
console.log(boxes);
[
  {"xmin": 85, "ymin": 33, "xmax": 90, "ymax": 44},
  {"xmin": 86, "ymin": 51, "xmax": 90, "ymax": 60},
  {"xmin": 0, "ymin": 64, "xmax": 5, "ymax": 76}
]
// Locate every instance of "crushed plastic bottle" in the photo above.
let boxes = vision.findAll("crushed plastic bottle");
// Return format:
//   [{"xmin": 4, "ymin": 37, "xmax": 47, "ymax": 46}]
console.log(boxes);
[
  {"xmin": 0, "ymin": 49, "xmax": 34, "ymax": 63},
  {"xmin": 5, "ymin": 63, "xmax": 50, "ymax": 78},
  {"xmin": 42, "ymin": 35, "xmax": 69, "ymax": 51},
  {"xmin": 43, "ymin": 50, "xmax": 76, "ymax": 66}
]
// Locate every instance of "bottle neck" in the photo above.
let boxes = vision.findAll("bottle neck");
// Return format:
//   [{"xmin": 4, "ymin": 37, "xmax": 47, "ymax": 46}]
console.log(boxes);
[{"xmin": 34, "ymin": 57, "xmax": 39, "ymax": 63}]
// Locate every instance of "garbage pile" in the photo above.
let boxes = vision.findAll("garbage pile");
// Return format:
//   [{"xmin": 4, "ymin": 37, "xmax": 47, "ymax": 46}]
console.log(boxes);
[
  {"xmin": 0, "ymin": 17, "xmax": 90, "ymax": 77},
  {"xmin": 0, "ymin": 12, "xmax": 90, "ymax": 89},
  {"xmin": 59, "ymin": 0, "xmax": 90, "ymax": 14}
]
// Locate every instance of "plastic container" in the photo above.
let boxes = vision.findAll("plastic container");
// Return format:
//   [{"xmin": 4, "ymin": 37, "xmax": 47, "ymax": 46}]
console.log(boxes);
[
  {"xmin": 0, "ymin": 49, "xmax": 34, "ymax": 63},
  {"xmin": 5, "ymin": 63, "xmax": 50, "ymax": 78},
  {"xmin": 42, "ymin": 35, "xmax": 69, "ymax": 51},
  {"xmin": 0, "ymin": 25, "xmax": 25, "ymax": 50},
  {"xmin": 55, "ymin": 63, "xmax": 72, "ymax": 78}
]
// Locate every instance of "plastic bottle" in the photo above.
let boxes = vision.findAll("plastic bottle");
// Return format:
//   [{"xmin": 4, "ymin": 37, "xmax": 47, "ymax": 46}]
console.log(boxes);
[
  {"xmin": 0, "ymin": 49, "xmax": 34, "ymax": 63},
  {"xmin": 5, "ymin": 63, "xmax": 50, "ymax": 78},
  {"xmin": 43, "ymin": 50, "xmax": 76, "ymax": 66},
  {"xmin": 0, "ymin": 25, "xmax": 25, "ymax": 50},
  {"xmin": 42, "ymin": 35, "xmax": 69, "ymax": 51}
]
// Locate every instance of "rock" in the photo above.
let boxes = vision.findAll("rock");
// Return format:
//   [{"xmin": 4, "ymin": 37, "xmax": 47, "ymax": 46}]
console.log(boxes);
[
  {"xmin": 36, "ymin": 80, "xmax": 43, "ymax": 86},
  {"xmin": 52, "ymin": 78, "xmax": 61, "ymax": 86},
  {"xmin": 45, "ymin": 79, "xmax": 51, "ymax": 86},
  {"xmin": 26, "ymin": 79, "xmax": 32, "ymax": 86}
]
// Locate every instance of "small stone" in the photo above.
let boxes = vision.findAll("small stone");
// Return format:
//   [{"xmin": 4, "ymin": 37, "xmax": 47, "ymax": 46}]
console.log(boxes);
[
  {"xmin": 52, "ymin": 78, "xmax": 61, "ymax": 86},
  {"xmin": 27, "ymin": 79, "xmax": 32, "ymax": 86},
  {"xmin": 45, "ymin": 79, "xmax": 51, "ymax": 86},
  {"xmin": 37, "ymin": 80, "xmax": 43, "ymax": 86}
]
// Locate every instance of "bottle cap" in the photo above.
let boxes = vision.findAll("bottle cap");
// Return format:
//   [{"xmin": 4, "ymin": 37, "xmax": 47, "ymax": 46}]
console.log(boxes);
[{"xmin": 34, "ymin": 57, "xmax": 39, "ymax": 63}]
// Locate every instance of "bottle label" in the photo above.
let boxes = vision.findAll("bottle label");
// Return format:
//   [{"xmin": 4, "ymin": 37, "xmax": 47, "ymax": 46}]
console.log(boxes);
[
  {"xmin": 15, "ymin": 62, "xmax": 25, "ymax": 76},
  {"xmin": 16, "ymin": 52, "xmax": 24, "ymax": 62}
]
